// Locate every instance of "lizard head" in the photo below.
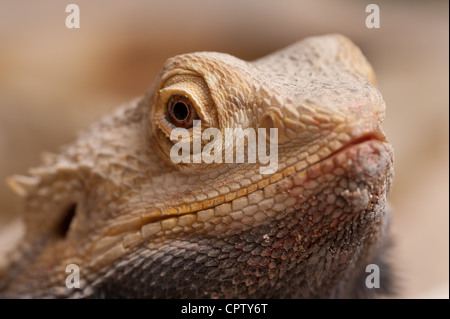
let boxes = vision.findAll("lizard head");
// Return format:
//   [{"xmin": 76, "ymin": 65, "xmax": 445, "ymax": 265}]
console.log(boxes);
[{"xmin": 2, "ymin": 34, "xmax": 394, "ymax": 298}]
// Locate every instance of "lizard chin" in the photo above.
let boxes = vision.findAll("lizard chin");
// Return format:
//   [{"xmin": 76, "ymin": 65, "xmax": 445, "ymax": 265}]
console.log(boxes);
[
  {"xmin": 325, "ymin": 137, "xmax": 393, "ymax": 212},
  {"xmin": 300, "ymin": 132, "xmax": 393, "ymax": 211}
]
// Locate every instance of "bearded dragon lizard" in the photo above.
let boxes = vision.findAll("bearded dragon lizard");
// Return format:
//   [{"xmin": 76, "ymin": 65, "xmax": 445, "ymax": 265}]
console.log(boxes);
[{"xmin": 0, "ymin": 34, "xmax": 394, "ymax": 298}]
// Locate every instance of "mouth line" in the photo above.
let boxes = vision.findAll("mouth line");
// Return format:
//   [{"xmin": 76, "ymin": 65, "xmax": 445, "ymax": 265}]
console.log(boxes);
[
  {"xmin": 321, "ymin": 133, "xmax": 386, "ymax": 163},
  {"xmin": 101, "ymin": 132, "xmax": 387, "ymax": 238}
]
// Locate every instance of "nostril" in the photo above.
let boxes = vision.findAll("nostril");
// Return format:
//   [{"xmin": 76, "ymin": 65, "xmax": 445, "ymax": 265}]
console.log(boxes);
[{"xmin": 57, "ymin": 203, "xmax": 77, "ymax": 238}]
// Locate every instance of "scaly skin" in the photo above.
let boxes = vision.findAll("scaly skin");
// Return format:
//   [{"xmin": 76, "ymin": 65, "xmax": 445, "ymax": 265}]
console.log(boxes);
[{"xmin": 0, "ymin": 35, "xmax": 394, "ymax": 298}]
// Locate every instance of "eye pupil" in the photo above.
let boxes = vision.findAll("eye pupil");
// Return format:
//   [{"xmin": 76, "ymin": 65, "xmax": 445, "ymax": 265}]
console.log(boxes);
[
  {"xmin": 166, "ymin": 95, "xmax": 198, "ymax": 128},
  {"xmin": 173, "ymin": 102, "xmax": 189, "ymax": 121}
]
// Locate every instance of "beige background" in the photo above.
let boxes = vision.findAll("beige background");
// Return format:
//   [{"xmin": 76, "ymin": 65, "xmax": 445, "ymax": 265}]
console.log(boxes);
[{"xmin": 0, "ymin": 0, "xmax": 448, "ymax": 298}]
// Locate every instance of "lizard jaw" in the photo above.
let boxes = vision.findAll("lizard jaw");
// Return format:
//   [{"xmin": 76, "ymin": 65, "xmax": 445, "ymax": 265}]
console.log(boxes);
[
  {"xmin": 84, "ymin": 128, "xmax": 393, "ymax": 267},
  {"xmin": 79, "ymin": 134, "xmax": 393, "ymax": 297}
]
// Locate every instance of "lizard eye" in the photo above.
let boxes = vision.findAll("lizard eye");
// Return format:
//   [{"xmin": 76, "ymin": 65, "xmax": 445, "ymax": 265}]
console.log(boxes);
[{"xmin": 166, "ymin": 95, "xmax": 199, "ymax": 129}]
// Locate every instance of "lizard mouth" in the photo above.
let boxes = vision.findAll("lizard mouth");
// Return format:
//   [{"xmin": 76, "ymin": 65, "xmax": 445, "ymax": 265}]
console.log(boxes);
[
  {"xmin": 87, "ymin": 129, "xmax": 393, "ymax": 268},
  {"xmin": 101, "ymin": 129, "xmax": 391, "ymax": 232},
  {"xmin": 323, "ymin": 131, "xmax": 387, "ymax": 161},
  {"xmin": 335, "ymin": 134, "xmax": 384, "ymax": 153}
]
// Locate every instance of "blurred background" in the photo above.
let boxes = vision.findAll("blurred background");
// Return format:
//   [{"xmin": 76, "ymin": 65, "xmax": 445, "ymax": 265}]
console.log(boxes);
[{"xmin": 0, "ymin": 0, "xmax": 448, "ymax": 298}]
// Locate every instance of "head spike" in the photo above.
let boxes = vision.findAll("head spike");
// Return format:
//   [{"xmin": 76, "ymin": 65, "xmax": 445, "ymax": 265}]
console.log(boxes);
[
  {"xmin": 6, "ymin": 175, "xmax": 40, "ymax": 197},
  {"xmin": 40, "ymin": 151, "xmax": 59, "ymax": 165}
]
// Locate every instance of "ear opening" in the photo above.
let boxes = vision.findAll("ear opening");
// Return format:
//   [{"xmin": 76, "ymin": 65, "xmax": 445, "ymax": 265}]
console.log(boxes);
[{"xmin": 56, "ymin": 203, "xmax": 77, "ymax": 238}]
